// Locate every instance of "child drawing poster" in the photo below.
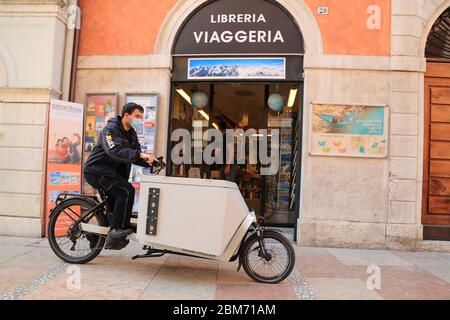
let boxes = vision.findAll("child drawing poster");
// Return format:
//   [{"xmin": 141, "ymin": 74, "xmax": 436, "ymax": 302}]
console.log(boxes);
[{"xmin": 309, "ymin": 103, "xmax": 389, "ymax": 158}]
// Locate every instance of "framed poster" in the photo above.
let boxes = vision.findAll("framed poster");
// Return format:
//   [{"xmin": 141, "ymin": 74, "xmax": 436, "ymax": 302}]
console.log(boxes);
[
  {"xmin": 309, "ymin": 103, "xmax": 389, "ymax": 158},
  {"xmin": 83, "ymin": 93, "xmax": 119, "ymax": 194},
  {"xmin": 125, "ymin": 93, "xmax": 158, "ymax": 154},
  {"xmin": 45, "ymin": 99, "xmax": 84, "ymax": 236},
  {"xmin": 125, "ymin": 93, "xmax": 159, "ymax": 213},
  {"xmin": 187, "ymin": 57, "xmax": 286, "ymax": 80}
]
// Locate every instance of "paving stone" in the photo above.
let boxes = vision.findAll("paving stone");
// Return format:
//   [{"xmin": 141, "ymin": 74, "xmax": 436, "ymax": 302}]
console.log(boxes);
[
  {"xmin": 375, "ymin": 266, "xmax": 450, "ymax": 300},
  {"xmin": 307, "ymin": 278, "xmax": 384, "ymax": 300},
  {"xmin": 327, "ymin": 248, "xmax": 413, "ymax": 267},
  {"xmin": 216, "ymin": 283, "xmax": 298, "ymax": 300},
  {"xmin": 140, "ymin": 265, "xmax": 218, "ymax": 300}
]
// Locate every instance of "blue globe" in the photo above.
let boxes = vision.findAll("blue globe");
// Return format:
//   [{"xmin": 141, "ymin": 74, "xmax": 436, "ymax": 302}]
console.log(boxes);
[
  {"xmin": 192, "ymin": 91, "xmax": 209, "ymax": 109},
  {"xmin": 268, "ymin": 93, "xmax": 285, "ymax": 111}
]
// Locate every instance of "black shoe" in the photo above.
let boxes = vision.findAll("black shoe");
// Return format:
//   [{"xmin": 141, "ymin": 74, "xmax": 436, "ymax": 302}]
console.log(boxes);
[
  {"xmin": 85, "ymin": 233, "xmax": 99, "ymax": 250},
  {"xmin": 108, "ymin": 228, "xmax": 133, "ymax": 239},
  {"xmin": 105, "ymin": 237, "xmax": 129, "ymax": 250}
]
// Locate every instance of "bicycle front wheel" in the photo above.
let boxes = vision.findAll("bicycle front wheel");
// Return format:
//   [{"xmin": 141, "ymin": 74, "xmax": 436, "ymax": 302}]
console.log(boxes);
[{"xmin": 240, "ymin": 230, "xmax": 295, "ymax": 284}]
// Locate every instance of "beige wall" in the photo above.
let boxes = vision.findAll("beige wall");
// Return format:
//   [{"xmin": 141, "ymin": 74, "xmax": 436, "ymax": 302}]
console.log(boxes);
[
  {"xmin": 0, "ymin": 0, "xmax": 72, "ymax": 237},
  {"xmin": 299, "ymin": 68, "xmax": 391, "ymax": 249}
]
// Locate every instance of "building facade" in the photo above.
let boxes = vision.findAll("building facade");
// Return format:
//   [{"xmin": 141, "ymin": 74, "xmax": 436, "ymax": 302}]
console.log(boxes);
[{"xmin": 0, "ymin": 0, "xmax": 449, "ymax": 251}]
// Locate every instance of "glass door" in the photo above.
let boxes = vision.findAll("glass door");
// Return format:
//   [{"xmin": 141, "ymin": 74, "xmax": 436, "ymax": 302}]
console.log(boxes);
[{"xmin": 262, "ymin": 84, "xmax": 301, "ymax": 226}]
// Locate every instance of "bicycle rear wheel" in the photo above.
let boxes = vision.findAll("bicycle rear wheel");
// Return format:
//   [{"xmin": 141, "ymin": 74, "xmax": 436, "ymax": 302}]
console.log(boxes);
[{"xmin": 48, "ymin": 198, "xmax": 106, "ymax": 264}]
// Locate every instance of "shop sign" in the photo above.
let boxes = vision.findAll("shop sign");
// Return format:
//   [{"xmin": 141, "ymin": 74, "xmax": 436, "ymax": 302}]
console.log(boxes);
[{"xmin": 173, "ymin": 0, "xmax": 304, "ymax": 55}]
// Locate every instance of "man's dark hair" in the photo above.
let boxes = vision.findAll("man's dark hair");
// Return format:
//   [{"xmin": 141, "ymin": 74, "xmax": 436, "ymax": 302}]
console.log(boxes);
[{"xmin": 122, "ymin": 102, "xmax": 144, "ymax": 117}]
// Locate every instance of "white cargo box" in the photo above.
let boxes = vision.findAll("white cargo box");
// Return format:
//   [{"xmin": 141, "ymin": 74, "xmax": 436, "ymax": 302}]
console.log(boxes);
[{"xmin": 137, "ymin": 175, "xmax": 251, "ymax": 256}]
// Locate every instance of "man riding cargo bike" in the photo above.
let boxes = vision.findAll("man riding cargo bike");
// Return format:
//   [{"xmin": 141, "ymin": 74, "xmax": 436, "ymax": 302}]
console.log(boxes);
[{"xmin": 83, "ymin": 102, "xmax": 157, "ymax": 250}]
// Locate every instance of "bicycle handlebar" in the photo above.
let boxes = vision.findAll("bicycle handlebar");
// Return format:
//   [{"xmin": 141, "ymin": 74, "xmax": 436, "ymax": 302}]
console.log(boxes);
[{"xmin": 142, "ymin": 156, "xmax": 166, "ymax": 174}]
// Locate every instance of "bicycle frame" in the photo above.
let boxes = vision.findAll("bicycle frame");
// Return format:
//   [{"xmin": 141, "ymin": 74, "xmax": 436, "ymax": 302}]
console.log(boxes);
[{"xmin": 53, "ymin": 192, "xmax": 108, "ymax": 229}]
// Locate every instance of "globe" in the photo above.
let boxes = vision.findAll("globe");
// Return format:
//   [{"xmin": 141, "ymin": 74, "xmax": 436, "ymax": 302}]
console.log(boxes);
[
  {"xmin": 268, "ymin": 93, "xmax": 285, "ymax": 111},
  {"xmin": 191, "ymin": 91, "xmax": 209, "ymax": 109}
]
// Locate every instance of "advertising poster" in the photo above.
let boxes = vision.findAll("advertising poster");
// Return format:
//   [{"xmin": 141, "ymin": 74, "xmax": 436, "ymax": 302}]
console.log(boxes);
[
  {"xmin": 45, "ymin": 99, "xmax": 84, "ymax": 236},
  {"xmin": 125, "ymin": 94, "xmax": 158, "ymax": 212},
  {"xmin": 83, "ymin": 94, "xmax": 119, "ymax": 194},
  {"xmin": 309, "ymin": 103, "xmax": 389, "ymax": 158},
  {"xmin": 188, "ymin": 58, "xmax": 286, "ymax": 80}
]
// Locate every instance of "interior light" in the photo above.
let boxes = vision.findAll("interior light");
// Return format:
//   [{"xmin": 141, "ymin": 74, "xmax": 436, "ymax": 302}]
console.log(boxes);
[
  {"xmin": 176, "ymin": 89, "xmax": 192, "ymax": 105},
  {"xmin": 177, "ymin": 88, "xmax": 210, "ymax": 122},
  {"xmin": 198, "ymin": 109, "xmax": 210, "ymax": 121},
  {"xmin": 252, "ymin": 134, "xmax": 272, "ymax": 137},
  {"xmin": 287, "ymin": 88, "xmax": 298, "ymax": 108}
]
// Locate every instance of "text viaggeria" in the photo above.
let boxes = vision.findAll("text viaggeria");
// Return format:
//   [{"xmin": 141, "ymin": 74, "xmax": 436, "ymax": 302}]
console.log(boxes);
[{"xmin": 193, "ymin": 13, "xmax": 285, "ymax": 44}]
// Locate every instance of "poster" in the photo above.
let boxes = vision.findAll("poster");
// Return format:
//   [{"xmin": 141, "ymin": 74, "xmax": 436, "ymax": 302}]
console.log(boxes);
[
  {"xmin": 83, "ymin": 94, "xmax": 119, "ymax": 194},
  {"xmin": 45, "ymin": 99, "xmax": 84, "ymax": 236},
  {"xmin": 125, "ymin": 94, "xmax": 158, "ymax": 212},
  {"xmin": 309, "ymin": 103, "xmax": 388, "ymax": 158},
  {"xmin": 188, "ymin": 57, "xmax": 286, "ymax": 80},
  {"xmin": 125, "ymin": 94, "xmax": 158, "ymax": 154}
]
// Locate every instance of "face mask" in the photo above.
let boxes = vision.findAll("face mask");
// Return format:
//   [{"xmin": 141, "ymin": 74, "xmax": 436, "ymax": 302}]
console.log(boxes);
[{"xmin": 130, "ymin": 119, "xmax": 143, "ymax": 131}]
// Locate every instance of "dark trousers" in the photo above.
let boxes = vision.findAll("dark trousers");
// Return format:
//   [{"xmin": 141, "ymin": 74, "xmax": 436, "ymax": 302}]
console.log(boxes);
[{"xmin": 84, "ymin": 173, "xmax": 135, "ymax": 230}]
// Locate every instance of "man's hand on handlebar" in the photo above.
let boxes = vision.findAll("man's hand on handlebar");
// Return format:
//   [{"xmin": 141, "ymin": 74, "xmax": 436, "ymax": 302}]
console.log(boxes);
[{"xmin": 139, "ymin": 152, "xmax": 157, "ymax": 166}]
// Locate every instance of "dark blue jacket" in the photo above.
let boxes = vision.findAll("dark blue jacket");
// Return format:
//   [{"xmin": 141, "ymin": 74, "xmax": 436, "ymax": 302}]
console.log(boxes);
[{"xmin": 84, "ymin": 116, "xmax": 150, "ymax": 179}]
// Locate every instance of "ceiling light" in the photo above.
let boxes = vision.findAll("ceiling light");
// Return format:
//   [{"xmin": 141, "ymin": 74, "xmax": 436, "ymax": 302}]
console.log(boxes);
[
  {"xmin": 176, "ymin": 89, "xmax": 192, "ymax": 105},
  {"xmin": 287, "ymin": 88, "xmax": 298, "ymax": 108},
  {"xmin": 198, "ymin": 109, "xmax": 210, "ymax": 121}
]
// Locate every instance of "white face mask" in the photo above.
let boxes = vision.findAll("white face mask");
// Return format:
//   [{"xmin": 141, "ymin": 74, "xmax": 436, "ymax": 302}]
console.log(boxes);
[{"xmin": 130, "ymin": 119, "xmax": 143, "ymax": 131}]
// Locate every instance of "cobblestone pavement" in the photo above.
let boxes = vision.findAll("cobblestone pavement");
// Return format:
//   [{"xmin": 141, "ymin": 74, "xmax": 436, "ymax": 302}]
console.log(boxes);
[{"xmin": 0, "ymin": 234, "xmax": 449, "ymax": 300}]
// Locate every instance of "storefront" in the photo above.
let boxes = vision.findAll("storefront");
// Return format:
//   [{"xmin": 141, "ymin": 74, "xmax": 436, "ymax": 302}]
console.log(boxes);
[{"xmin": 166, "ymin": 0, "xmax": 305, "ymax": 230}]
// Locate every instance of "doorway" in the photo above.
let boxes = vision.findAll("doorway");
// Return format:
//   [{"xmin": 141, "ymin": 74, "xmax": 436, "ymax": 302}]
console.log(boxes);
[
  {"xmin": 167, "ymin": 82, "xmax": 303, "ymax": 228},
  {"xmin": 423, "ymin": 62, "xmax": 450, "ymax": 240},
  {"xmin": 423, "ymin": 7, "xmax": 450, "ymax": 240}
]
